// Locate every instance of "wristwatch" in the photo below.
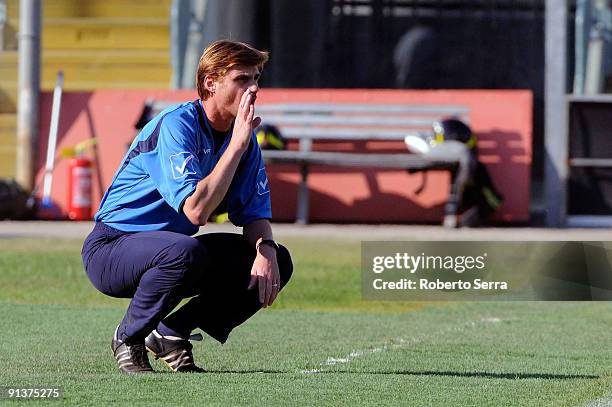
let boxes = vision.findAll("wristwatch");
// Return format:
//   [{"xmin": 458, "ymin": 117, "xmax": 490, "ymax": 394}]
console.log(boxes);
[{"xmin": 257, "ymin": 239, "xmax": 279, "ymax": 252}]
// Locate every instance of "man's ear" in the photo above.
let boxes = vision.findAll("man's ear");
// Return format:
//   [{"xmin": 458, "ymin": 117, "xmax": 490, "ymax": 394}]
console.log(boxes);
[{"xmin": 205, "ymin": 75, "xmax": 216, "ymax": 93}]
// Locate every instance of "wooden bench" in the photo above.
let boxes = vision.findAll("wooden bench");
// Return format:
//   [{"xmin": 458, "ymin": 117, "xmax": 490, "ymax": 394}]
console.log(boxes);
[
  {"xmin": 137, "ymin": 100, "xmax": 471, "ymax": 227},
  {"xmin": 256, "ymin": 103, "xmax": 471, "ymax": 227}
]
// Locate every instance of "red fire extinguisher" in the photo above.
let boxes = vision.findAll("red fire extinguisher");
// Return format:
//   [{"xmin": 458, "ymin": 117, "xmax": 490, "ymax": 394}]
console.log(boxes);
[{"xmin": 67, "ymin": 155, "xmax": 93, "ymax": 220}]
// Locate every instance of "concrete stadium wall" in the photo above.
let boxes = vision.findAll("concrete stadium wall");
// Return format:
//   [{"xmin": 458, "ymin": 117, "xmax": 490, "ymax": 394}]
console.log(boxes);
[{"xmin": 36, "ymin": 89, "xmax": 532, "ymax": 224}]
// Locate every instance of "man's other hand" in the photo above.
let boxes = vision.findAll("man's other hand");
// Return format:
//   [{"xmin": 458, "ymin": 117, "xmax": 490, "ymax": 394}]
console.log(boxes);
[
  {"xmin": 230, "ymin": 89, "xmax": 262, "ymax": 152},
  {"xmin": 247, "ymin": 245, "xmax": 280, "ymax": 307}
]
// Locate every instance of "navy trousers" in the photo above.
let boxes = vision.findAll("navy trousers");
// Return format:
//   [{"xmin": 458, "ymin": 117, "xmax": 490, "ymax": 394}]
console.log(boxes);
[{"xmin": 82, "ymin": 222, "xmax": 293, "ymax": 344}]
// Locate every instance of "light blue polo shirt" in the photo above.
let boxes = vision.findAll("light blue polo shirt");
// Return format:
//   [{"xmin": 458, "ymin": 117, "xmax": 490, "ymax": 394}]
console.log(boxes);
[{"xmin": 94, "ymin": 100, "xmax": 271, "ymax": 235}]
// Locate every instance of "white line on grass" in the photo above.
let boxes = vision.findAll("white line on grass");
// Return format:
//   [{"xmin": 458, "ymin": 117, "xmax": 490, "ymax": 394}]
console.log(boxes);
[
  {"xmin": 582, "ymin": 396, "xmax": 612, "ymax": 407},
  {"xmin": 300, "ymin": 317, "xmax": 503, "ymax": 375}
]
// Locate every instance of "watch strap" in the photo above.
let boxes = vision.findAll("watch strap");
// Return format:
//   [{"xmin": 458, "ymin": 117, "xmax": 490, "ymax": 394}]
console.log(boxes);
[{"xmin": 257, "ymin": 239, "xmax": 279, "ymax": 252}]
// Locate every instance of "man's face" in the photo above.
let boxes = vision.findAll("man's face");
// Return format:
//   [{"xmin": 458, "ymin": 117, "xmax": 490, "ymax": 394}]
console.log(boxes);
[{"xmin": 214, "ymin": 65, "xmax": 261, "ymax": 118}]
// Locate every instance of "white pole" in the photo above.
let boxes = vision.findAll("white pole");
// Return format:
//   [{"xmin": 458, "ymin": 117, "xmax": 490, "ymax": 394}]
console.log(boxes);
[{"xmin": 41, "ymin": 71, "xmax": 64, "ymax": 207}]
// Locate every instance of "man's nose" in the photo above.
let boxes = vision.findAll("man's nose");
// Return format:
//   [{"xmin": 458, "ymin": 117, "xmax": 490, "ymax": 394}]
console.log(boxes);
[{"xmin": 249, "ymin": 83, "xmax": 259, "ymax": 93}]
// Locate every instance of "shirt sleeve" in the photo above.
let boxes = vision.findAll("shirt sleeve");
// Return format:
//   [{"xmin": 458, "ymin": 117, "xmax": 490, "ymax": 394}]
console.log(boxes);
[
  {"xmin": 227, "ymin": 133, "xmax": 272, "ymax": 227},
  {"xmin": 137, "ymin": 111, "xmax": 204, "ymax": 213}
]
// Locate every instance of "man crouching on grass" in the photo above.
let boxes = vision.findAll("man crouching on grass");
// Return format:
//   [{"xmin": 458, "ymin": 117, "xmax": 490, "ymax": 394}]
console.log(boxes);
[{"xmin": 81, "ymin": 40, "xmax": 293, "ymax": 373}]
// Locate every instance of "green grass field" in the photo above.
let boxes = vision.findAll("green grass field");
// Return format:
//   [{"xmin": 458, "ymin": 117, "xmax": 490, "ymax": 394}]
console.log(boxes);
[{"xmin": 1, "ymin": 236, "xmax": 611, "ymax": 406}]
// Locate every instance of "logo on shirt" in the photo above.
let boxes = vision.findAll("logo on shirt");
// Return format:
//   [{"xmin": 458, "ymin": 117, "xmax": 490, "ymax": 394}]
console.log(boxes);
[
  {"xmin": 169, "ymin": 152, "xmax": 196, "ymax": 179},
  {"xmin": 257, "ymin": 168, "xmax": 270, "ymax": 195}
]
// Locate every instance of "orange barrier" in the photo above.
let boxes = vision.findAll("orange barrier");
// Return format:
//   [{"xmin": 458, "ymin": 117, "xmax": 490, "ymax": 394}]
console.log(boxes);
[{"xmin": 36, "ymin": 89, "xmax": 532, "ymax": 223}]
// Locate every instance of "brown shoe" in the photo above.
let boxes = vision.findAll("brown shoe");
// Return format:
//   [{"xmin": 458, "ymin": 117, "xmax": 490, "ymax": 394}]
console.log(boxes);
[
  {"xmin": 111, "ymin": 326, "xmax": 154, "ymax": 374},
  {"xmin": 145, "ymin": 330, "xmax": 205, "ymax": 373}
]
